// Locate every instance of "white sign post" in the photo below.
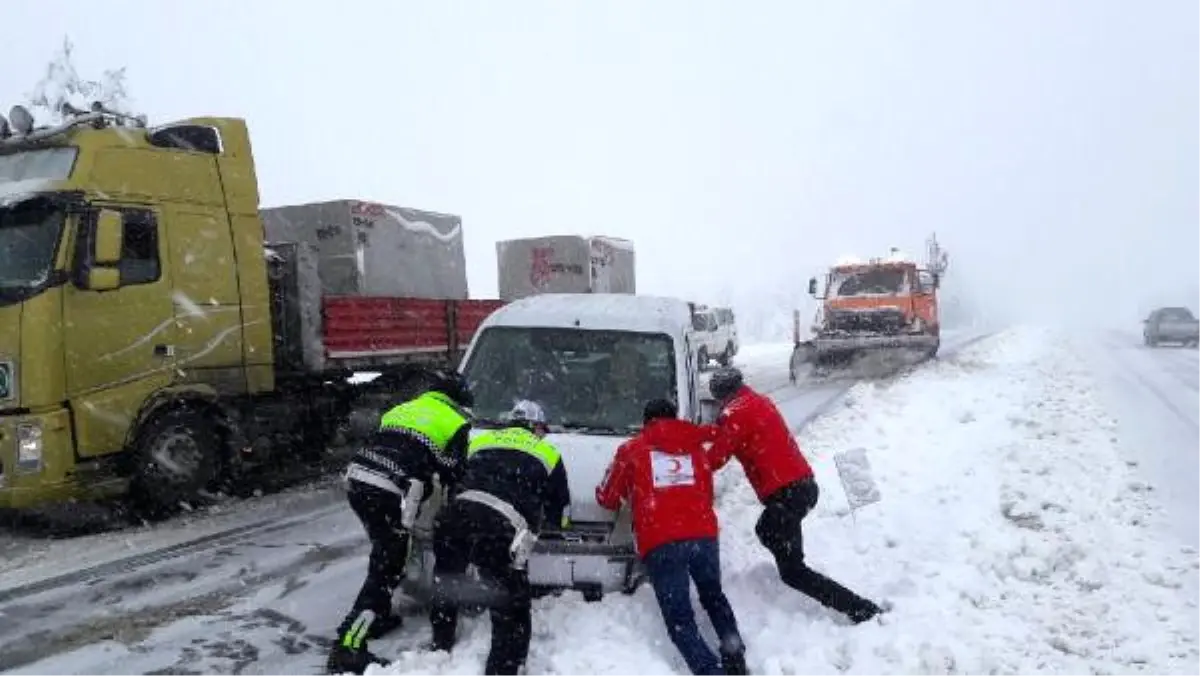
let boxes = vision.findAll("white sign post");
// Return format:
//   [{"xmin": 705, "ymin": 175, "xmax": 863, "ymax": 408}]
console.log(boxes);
[{"xmin": 833, "ymin": 447, "xmax": 882, "ymax": 522}]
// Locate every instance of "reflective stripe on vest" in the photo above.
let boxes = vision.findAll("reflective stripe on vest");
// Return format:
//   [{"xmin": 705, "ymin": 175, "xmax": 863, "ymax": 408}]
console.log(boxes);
[
  {"xmin": 468, "ymin": 427, "xmax": 561, "ymax": 473},
  {"xmin": 379, "ymin": 391, "xmax": 468, "ymax": 453}
]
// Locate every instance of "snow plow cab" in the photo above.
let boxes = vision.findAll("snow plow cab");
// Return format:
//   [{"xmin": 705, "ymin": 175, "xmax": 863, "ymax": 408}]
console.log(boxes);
[
  {"xmin": 791, "ymin": 238, "xmax": 948, "ymax": 381},
  {"xmin": 398, "ymin": 293, "xmax": 712, "ymax": 605}
]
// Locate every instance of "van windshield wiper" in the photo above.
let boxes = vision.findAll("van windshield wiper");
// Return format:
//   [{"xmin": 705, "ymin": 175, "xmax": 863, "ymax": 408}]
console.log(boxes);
[{"xmin": 553, "ymin": 421, "xmax": 634, "ymax": 436}]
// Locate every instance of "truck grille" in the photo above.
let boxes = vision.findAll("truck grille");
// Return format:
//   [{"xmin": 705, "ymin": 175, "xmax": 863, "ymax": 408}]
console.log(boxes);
[{"xmin": 827, "ymin": 308, "xmax": 907, "ymax": 334}]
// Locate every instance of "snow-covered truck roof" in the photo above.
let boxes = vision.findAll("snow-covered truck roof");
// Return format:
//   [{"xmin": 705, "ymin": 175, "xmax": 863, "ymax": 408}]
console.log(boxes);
[{"xmin": 478, "ymin": 293, "xmax": 693, "ymax": 335}]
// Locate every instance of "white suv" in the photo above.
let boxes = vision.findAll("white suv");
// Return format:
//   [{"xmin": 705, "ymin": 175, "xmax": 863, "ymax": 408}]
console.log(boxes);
[{"xmin": 692, "ymin": 307, "xmax": 737, "ymax": 368}]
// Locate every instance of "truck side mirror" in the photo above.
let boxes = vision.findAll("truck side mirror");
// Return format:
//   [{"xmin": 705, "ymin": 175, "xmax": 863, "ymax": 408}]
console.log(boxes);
[
  {"xmin": 94, "ymin": 209, "xmax": 124, "ymax": 266},
  {"xmin": 86, "ymin": 268, "xmax": 121, "ymax": 292},
  {"xmin": 807, "ymin": 277, "xmax": 818, "ymax": 296},
  {"xmin": 77, "ymin": 209, "xmax": 124, "ymax": 291},
  {"xmin": 699, "ymin": 397, "xmax": 721, "ymax": 424}
]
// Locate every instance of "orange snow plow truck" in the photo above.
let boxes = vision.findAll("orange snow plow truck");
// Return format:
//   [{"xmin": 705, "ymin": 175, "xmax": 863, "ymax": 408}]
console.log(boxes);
[{"xmin": 790, "ymin": 235, "xmax": 949, "ymax": 380}]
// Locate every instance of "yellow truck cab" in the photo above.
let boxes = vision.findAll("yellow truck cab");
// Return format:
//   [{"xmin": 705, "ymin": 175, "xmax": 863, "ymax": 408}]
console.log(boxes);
[
  {"xmin": 0, "ymin": 105, "xmax": 277, "ymax": 510},
  {"xmin": 0, "ymin": 104, "xmax": 494, "ymax": 513}
]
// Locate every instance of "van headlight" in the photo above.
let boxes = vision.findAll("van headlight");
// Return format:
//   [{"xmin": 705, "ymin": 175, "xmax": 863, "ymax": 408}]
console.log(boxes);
[{"xmin": 16, "ymin": 423, "xmax": 43, "ymax": 472}]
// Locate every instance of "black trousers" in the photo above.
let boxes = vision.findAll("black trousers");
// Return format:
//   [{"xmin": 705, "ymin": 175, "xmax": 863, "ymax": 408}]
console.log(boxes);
[
  {"xmin": 755, "ymin": 478, "xmax": 880, "ymax": 620},
  {"xmin": 335, "ymin": 481, "xmax": 410, "ymax": 646},
  {"xmin": 429, "ymin": 500, "xmax": 531, "ymax": 676}
]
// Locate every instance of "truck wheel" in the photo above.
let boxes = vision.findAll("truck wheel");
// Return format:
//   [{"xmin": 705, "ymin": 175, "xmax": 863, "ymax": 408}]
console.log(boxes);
[{"xmin": 129, "ymin": 406, "xmax": 220, "ymax": 517}]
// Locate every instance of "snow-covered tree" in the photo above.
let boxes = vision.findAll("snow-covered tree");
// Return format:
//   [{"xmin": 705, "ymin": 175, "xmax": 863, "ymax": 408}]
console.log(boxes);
[{"xmin": 26, "ymin": 36, "xmax": 138, "ymax": 126}]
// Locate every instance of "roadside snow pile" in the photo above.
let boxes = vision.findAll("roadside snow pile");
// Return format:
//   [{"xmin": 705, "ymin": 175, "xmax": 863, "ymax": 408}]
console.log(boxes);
[
  {"xmin": 374, "ymin": 327, "xmax": 1198, "ymax": 675},
  {"xmin": 715, "ymin": 326, "xmax": 1198, "ymax": 674}
]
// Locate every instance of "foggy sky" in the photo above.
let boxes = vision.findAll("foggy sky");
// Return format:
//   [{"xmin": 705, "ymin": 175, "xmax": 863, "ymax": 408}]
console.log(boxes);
[{"xmin": 3, "ymin": 1, "xmax": 1196, "ymax": 339}]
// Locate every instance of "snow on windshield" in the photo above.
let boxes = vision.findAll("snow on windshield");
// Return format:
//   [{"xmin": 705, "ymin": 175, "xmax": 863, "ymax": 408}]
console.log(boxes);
[
  {"xmin": 463, "ymin": 327, "xmax": 677, "ymax": 433},
  {"xmin": 829, "ymin": 268, "xmax": 910, "ymax": 298}
]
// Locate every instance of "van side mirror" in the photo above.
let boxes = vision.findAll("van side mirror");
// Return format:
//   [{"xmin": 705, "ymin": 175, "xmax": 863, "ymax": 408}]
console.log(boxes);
[
  {"xmin": 699, "ymin": 397, "xmax": 721, "ymax": 424},
  {"xmin": 807, "ymin": 277, "xmax": 818, "ymax": 296}
]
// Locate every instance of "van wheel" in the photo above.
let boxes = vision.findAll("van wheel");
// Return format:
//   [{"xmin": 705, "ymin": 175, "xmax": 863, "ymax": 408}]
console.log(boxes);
[
  {"xmin": 129, "ymin": 406, "xmax": 221, "ymax": 518},
  {"xmin": 717, "ymin": 343, "xmax": 733, "ymax": 366}
]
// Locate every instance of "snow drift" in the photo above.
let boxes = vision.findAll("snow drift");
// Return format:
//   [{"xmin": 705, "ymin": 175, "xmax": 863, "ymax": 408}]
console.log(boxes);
[{"xmin": 373, "ymin": 327, "xmax": 1199, "ymax": 675}]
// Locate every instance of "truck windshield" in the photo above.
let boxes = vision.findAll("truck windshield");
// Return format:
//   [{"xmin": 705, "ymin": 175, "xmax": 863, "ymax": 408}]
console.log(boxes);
[
  {"xmin": 829, "ymin": 268, "xmax": 910, "ymax": 297},
  {"xmin": 463, "ymin": 327, "xmax": 678, "ymax": 435},
  {"xmin": 0, "ymin": 147, "xmax": 78, "ymax": 184},
  {"xmin": 0, "ymin": 198, "xmax": 65, "ymax": 304}
]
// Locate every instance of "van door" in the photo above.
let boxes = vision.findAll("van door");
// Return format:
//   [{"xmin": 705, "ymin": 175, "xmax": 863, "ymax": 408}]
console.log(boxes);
[
  {"xmin": 683, "ymin": 334, "xmax": 699, "ymax": 420},
  {"xmin": 64, "ymin": 206, "xmax": 177, "ymax": 458}
]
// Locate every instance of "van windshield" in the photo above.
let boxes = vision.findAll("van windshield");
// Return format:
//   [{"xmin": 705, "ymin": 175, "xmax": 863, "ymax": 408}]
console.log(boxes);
[{"xmin": 463, "ymin": 327, "xmax": 677, "ymax": 435}]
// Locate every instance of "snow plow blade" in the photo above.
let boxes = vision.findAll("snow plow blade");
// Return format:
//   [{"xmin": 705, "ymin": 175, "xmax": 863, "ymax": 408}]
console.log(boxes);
[{"xmin": 791, "ymin": 334, "xmax": 939, "ymax": 382}]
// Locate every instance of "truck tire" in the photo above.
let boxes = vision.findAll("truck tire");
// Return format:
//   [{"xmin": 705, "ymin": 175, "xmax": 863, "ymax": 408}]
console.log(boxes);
[{"xmin": 129, "ymin": 406, "xmax": 221, "ymax": 517}]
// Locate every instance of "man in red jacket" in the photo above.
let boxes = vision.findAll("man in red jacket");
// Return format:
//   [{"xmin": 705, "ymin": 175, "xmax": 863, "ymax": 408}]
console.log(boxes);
[
  {"xmin": 706, "ymin": 367, "xmax": 883, "ymax": 624},
  {"xmin": 596, "ymin": 399, "xmax": 748, "ymax": 676}
]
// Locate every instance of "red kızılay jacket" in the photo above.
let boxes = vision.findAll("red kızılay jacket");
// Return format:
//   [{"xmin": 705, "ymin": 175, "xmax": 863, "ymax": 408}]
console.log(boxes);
[
  {"xmin": 595, "ymin": 418, "xmax": 719, "ymax": 557},
  {"xmin": 704, "ymin": 385, "xmax": 814, "ymax": 502}
]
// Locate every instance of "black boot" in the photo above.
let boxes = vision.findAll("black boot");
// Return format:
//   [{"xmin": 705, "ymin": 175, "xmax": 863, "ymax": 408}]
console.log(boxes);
[
  {"xmin": 326, "ymin": 645, "xmax": 391, "ymax": 675},
  {"xmin": 721, "ymin": 650, "xmax": 749, "ymax": 675},
  {"xmin": 846, "ymin": 600, "xmax": 885, "ymax": 625}
]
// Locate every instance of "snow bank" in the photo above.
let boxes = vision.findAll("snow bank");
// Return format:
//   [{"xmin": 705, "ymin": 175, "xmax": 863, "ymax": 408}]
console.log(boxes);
[{"xmin": 372, "ymin": 327, "xmax": 1198, "ymax": 675}]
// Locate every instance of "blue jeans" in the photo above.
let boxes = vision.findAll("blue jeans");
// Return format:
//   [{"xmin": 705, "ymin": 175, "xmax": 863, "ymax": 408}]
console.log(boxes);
[{"xmin": 643, "ymin": 538, "xmax": 744, "ymax": 675}]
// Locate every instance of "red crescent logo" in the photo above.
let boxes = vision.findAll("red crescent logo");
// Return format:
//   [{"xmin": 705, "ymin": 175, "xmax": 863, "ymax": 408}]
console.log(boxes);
[{"xmin": 668, "ymin": 458, "xmax": 682, "ymax": 473}]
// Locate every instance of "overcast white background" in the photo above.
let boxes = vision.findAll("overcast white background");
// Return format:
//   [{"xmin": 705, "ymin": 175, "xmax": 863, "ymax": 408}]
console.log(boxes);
[{"xmin": 2, "ymin": 1, "xmax": 1196, "ymax": 340}]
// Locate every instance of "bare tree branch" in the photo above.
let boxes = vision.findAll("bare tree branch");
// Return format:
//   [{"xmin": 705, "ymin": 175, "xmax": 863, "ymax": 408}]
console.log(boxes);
[{"xmin": 26, "ymin": 35, "xmax": 138, "ymax": 125}]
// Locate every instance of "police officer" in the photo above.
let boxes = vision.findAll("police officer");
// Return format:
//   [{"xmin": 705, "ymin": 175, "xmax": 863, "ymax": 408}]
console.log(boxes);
[
  {"xmin": 326, "ymin": 370, "xmax": 474, "ymax": 675},
  {"xmin": 427, "ymin": 400, "xmax": 570, "ymax": 676}
]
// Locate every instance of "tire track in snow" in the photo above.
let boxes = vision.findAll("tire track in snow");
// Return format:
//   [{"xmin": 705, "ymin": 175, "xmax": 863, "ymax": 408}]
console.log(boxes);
[
  {"xmin": 1102, "ymin": 332, "xmax": 1198, "ymax": 432},
  {"xmin": 0, "ymin": 501, "xmax": 346, "ymax": 605}
]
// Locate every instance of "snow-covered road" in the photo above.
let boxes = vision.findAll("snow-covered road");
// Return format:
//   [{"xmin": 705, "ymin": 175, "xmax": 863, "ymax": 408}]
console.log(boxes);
[
  {"xmin": 5, "ymin": 327, "xmax": 1195, "ymax": 675},
  {"xmin": 1080, "ymin": 331, "xmax": 1198, "ymax": 549}
]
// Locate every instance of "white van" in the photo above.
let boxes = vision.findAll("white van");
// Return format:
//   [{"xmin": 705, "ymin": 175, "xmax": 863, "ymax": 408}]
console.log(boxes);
[{"xmin": 399, "ymin": 293, "xmax": 717, "ymax": 603}]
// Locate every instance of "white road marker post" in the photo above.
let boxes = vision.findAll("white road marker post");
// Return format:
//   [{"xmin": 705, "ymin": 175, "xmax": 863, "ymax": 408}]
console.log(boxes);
[{"xmin": 833, "ymin": 447, "xmax": 882, "ymax": 525}]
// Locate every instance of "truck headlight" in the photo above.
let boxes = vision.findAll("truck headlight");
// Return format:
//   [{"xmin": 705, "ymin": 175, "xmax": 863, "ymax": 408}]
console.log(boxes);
[{"xmin": 16, "ymin": 423, "xmax": 43, "ymax": 472}]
